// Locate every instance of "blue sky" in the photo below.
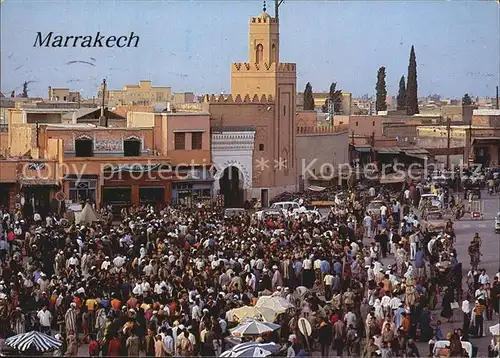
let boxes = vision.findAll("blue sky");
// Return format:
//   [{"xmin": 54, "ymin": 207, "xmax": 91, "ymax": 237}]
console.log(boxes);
[{"xmin": 1, "ymin": 0, "xmax": 499, "ymax": 99}]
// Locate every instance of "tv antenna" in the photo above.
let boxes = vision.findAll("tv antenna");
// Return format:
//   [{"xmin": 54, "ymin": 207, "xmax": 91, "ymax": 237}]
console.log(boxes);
[{"xmin": 275, "ymin": 0, "xmax": 284, "ymax": 19}]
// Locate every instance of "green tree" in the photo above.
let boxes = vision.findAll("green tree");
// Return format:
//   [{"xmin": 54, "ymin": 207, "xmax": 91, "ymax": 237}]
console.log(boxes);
[
  {"xmin": 321, "ymin": 82, "xmax": 343, "ymax": 114},
  {"xmin": 397, "ymin": 75, "xmax": 406, "ymax": 110},
  {"xmin": 405, "ymin": 45, "xmax": 419, "ymax": 115},
  {"xmin": 21, "ymin": 81, "xmax": 28, "ymax": 98},
  {"xmin": 303, "ymin": 82, "xmax": 315, "ymax": 110},
  {"xmin": 375, "ymin": 66, "xmax": 387, "ymax": 112},
  {"xmin": 462, "ymin": 93, "xmax": 472, "ymax": 105}
]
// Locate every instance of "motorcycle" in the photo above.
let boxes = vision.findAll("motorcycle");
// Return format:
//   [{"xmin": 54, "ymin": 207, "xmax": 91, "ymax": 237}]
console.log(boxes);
[{"xmin": 454, "ymin": 206, "xmax": 464, "ymax": 220}]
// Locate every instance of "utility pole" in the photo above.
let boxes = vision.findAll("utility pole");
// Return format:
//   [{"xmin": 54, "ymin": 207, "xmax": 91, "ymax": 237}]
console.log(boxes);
[
  {"xmin": 98, "ymin": 79, "xmax": 108, "ymax": 127},
  {"xmin": 446, "ymin": 117, "xmax": 451, "ymax": 169},
  {"xmin": 468, "ymin": 115, "xmax": 473, "ymax": 167},
  {"xmin": 349, "ymin": 131, "xmax": 355, "ymax": 165},
  {"xmin": 496, "ymin": 85, "xmax": 499, "ymax": 110},
  {"xmin": 35, "ymin": 121, "xmax": 40, "ymax": 149},
  {"xmin": 371, "ymin": 131, "xmax": 376, "ymax": 163}
]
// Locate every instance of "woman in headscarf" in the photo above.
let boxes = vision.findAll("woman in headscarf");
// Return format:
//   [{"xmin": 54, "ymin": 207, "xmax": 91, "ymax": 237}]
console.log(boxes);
[
  {"xmin": 404, "ymin": 264, "xmax": 414, "ymax": 281},
  {"xmin": 95, "ymin": 304, "xmax": 107, "ymax": 341},
  {"xmin": 373, "ymin": 299, "xmax": 384, "ymax": 321}
]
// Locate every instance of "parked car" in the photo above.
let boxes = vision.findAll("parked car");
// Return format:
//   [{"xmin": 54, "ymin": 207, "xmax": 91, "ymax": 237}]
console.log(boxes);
[
  {"xmin": 224, "ymin": 208, "xmax": 246, "ymax": 218},
  {"xmin": 367, "ymin": 200, "xmax": 384, "ymax": 216},
  {"xmin": 254, "ymin": 201, "xmax": 301, "ymax": 220},
  {"xmin": 422, "ymin": 211, "xmax": 446, "ymax": 232},
  {"xmin": 419, "ymin": 193, "xmax": 442, "ymax": 211}
]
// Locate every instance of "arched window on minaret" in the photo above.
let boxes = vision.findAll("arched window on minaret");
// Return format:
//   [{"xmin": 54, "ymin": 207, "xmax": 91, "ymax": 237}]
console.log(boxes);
[
  {"xmin": 256, "ymin": 44, "xmax": 263, "ymax": 64},
  {"xmin": 271, "ymin": 44, "xmax": 276, "ymax": 63}
]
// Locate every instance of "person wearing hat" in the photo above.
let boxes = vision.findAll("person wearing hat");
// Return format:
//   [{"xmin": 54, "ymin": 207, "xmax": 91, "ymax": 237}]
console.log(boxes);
[
  {"xmin": 287, "ymin": 334, "xmax": 298, "ymax": 357},
  {"xmin": 11, "ymin": 307, "xmax": 25, "ymax": 335}
]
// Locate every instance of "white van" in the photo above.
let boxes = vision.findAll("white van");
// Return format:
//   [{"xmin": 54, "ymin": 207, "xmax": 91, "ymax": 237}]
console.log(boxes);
[{"xmin": 254, "ymin": 201, "xmax": 301, "ymax": 220}]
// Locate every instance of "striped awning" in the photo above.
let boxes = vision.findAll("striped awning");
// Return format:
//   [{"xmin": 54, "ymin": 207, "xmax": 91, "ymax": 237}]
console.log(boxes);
[{"xmin": 5, "ymin": 330, "xmax": 62, "ymax": 352}]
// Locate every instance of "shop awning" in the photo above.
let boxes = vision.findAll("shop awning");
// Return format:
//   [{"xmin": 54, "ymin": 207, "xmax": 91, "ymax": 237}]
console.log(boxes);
[
  {"xmin": 376, "ymin": 147, "xmax": 401, "ymax": 154},
  {"xmin": 403, "ymin": 148, "xmax": 431, "ymax": 160},
  {"xmin": 0, "ymin": 180, "xmax": 16, "ymax": 184},
  {"xmin": 64, "ymin": 174, "xmax": 98, "ymax": 180},
  {"xmin": 103, "ymin": 163, "xmax": 169, "ymax": 173},
  {"xmin": 353, "ymin": 145, "xmax": 372, "ymax": 153},
  {"xmin": 406, "ymin": 153, "xmax": 428, "ymax": 160},
  {"xmin": 307, "ymin": 185, "xmax": 326, "ymax": 192},
  {"xmin": 19, "ymin": 178, "xmax": 60, "ymax": 187},
  {"xmin": 472, "ymin": 137, "xmax": 500, "ymax": 145}
]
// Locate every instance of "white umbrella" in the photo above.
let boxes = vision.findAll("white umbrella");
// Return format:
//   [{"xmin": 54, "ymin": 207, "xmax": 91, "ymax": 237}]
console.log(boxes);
[
  {"xmin": 220, "ymin": 342, "xmax": 279, "ymax": 357},
  {"xmin": 490, "ymin": 323, "xmax": 500, "ymax": 336},
  {"xmin": 5, "ymin": 330, "xmax": 62, "ymax": 352},
  {"xmin": 255, "ymin": 295, "xmax": 295, "ymax": 314},
  {"xmin": 295, "ymin": 286, "xmax": 309, "ymax": 296},
  {"xmin": 228, "ymin": 305, "xmax": 277, "ymax": 323},
  {"xmin": 230, "ymin": 318, "xmax": 280, "ymax": 337}
]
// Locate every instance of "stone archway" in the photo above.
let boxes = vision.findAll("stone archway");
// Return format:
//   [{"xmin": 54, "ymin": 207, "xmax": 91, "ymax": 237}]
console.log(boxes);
[{"xmin": 219, "ymin": 166, "xmax": 244, "ymax": 208}]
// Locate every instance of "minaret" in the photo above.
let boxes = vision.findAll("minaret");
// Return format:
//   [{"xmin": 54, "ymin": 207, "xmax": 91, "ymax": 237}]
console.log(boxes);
[
  {"xmin": 231, "ymin": 2, "xmax": 295, "ymax": 98},
  {"xmin": 248, "ymin": 1, "xmax": 279, "ymax": 64}
]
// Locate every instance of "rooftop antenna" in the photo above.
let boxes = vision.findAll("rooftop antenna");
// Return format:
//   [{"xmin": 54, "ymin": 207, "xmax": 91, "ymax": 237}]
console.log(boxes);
[
  {"xmin": 99, "ymin": 78, "xmax": 107, "ymax": 127},
  {"xmin": 275, "ymin": 0, "xmax": 283, "ymax": 19}
]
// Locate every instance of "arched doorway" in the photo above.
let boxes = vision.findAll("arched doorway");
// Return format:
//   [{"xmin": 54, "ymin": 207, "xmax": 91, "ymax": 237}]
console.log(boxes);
[{"xmin": 219, "ymin": 166, "xmax": 244, "ymax": 208}]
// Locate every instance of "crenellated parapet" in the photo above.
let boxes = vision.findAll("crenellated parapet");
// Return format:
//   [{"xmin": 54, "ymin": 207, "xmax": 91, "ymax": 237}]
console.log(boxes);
[
  {"xmin": 250, "ymin": 15, "xmax": 278, "ymax": 24},
  {"xmin": 296, "ymin": 124, "xmax": 350, "ymax": 135},
  {"xmin": 232, "ymin": 62, "xmax": 296, "ymax": 73},
  {"xmin": 203, "ymin": 93, "xmax": 275, "ymax": 104}
]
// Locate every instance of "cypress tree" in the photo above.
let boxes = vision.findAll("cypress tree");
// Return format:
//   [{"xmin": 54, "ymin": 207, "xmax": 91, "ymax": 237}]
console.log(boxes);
[
  {"xmin": 21, "ymin": 81, "xmax": 28, "ymax": 98},
  {"xmin": 406, "ymin": 45, "xmax": 419, "ymax": 115},
  {"xmin": 321, "ymin": 82, "xmax": 343, "ymax": 114},
  {"xmin": 303, "ymin": 82, "xmax": 315, "ymax": 110},
  {"xmin": 397, "ymin": 75, "xmax": 406, "ymax": 111},
  {"xmin": 375, "ymin": 66, "xmax": 387, "ymax": 112}
]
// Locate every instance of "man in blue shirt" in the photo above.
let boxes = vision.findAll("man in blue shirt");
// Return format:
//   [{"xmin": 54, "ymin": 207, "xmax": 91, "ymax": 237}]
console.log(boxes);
[
  {"xmin": 434, "ymin": 320, "xmax": 445, "ymax": 340},
  {"xmin": 320, "ymin": 260, "xmax": 330, "ymax": 274},
  {"xmin": 415, "ymin": 248, "xmax": 425, "ymax": 279},
  {"xmin": 333, "ymin": 260, "xmax": 342, "ymax": 276}
]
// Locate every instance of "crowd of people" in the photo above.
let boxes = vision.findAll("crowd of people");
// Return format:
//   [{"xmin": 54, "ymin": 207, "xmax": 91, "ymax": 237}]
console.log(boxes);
[{"xmin": 0, "ymin": 182, "xmax": 498, "ymax": 357}]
